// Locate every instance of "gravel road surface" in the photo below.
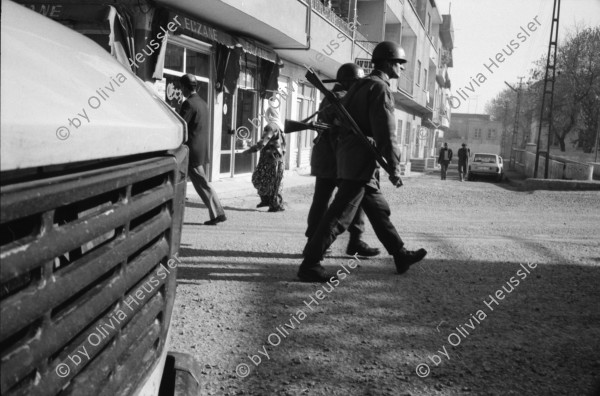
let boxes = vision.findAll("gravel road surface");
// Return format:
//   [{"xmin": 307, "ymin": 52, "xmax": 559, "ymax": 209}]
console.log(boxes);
[{"xmin": 170, "ymin": 172, "xmax": 600, "ymax": 396}]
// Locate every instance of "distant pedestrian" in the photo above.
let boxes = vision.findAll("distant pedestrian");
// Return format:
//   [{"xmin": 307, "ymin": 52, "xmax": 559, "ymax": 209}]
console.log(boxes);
[
  {"xmin": 438, "ymin": 142, "xmax": 453, "ymax": 180},
  {"xmin": 306, "ymin": 63, "xmax": 379, "ymax": 257},
  {"xmin": 245, "ymin": 106, "xmax": 286, "ymax": 212},
  {"xmin": 179, "ymin": 74, "xmax": 226, "ymax": 225},
  {"xmin": 457, "ymin": 143, "xmax": 470, "ymax": 182}
]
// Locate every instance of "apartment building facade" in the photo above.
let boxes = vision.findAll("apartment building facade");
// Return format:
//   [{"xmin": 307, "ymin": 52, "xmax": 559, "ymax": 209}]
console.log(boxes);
[
  {"xmin": 18, "ymin": 0, "xmax": 454, "ymax": 180},
  {"xmin": 447, "ymin": 113, "xmax": 503, "ymax": 155}
]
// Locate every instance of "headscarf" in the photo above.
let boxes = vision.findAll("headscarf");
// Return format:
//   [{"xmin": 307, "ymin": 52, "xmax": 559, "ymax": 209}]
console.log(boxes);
[{"xmin": 265, "ymin": 105, "xmax": 284, "ymax": 131}]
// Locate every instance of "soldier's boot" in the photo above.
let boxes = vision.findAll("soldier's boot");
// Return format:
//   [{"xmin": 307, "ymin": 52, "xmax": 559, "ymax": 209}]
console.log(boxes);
[
  {"xmin": 298, "ymin": 260, "xmax": 338, "ymax": 283},
  {"xmin": 393, "ymin": 248, "xmax": 427, "ymax": 274},
  {"xmin": 346, "ymin": 239, "xmax": 380, "ymax": 257}
]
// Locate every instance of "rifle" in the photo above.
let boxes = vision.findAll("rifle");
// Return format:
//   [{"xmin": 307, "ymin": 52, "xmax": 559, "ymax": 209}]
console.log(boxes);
[{"xmin": 304, "ymin": 67, "xmax": 402, "ymax": 186}]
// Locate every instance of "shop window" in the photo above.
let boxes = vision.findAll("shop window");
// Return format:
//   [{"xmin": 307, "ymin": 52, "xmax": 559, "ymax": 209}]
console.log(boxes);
[
  {"xmin": 186, "ymin": 51, "xmax": 210, "ymax": 78},
  {"xmin": 163, "ymin": 43, "xmax": 210, "ymax": 112},
  {"xmin": 165, "ymin": 44, "xmax": 184, "ymax": 72}
]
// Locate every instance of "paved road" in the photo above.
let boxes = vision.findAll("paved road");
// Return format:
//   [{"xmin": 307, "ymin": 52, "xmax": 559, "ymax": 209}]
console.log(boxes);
[{"xmin": 170, "ymin": 171, "xmax": 600, "ymax": 395}]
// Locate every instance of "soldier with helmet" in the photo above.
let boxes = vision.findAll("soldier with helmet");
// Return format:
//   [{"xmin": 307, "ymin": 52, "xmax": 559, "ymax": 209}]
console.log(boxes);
[
  {"xmin": 298, "ymin": 41, "xmax": 427, "ymax": 282},
  {"xmin": 306, "ymin": 63, "xmax": 380, "ymax": 258}
]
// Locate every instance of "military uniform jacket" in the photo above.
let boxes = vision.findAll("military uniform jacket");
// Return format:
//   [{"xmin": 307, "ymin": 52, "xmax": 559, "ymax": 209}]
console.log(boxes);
[
  {"xmin": 310, "ymin": 84, "xmax": 345, "ymax": 179},
  {"xmin": 336, "ymin": 70, "xmax": 401, "ymax": 187},
  {"xmin": 179, "ymin": 92, "xmax": 210, "ymax": 167}
]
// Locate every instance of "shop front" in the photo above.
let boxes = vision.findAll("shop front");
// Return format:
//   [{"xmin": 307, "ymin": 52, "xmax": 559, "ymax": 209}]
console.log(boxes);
[
  {"xmin": 156, "ymin": 9, "xmax": 281, "ymax": 180},
  {"xmin": 20, "ymin": 1, "xmax": 282, "ymax": 182}
]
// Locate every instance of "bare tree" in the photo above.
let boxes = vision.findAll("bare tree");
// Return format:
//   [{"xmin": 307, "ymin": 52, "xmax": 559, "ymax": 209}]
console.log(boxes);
[{"xmin": 487, "ymin": 26, "xmax": 600, "ymax": 152}]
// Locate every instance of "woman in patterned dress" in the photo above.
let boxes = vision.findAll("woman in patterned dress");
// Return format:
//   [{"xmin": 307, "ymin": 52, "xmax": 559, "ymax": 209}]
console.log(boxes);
[{"xmin": 244, "ymin": 106, "xmax": 286, "ymax": 212}]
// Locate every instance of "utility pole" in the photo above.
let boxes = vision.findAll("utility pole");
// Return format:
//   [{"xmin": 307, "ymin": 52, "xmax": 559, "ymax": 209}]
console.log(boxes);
[
  {"xmin": 595, "ymin": 117, "xmax": 599, "ymax": 163},
  {"xmin": 595, "ymin": 94, "xmax": 600, "ymax": 163},
  {"xmin": 534, "ymin": 0, "xmax": 561, "ymax": 178},
  {"xmin": 501, "ymin": 100, "xmax": 510, "ymax": 158},
  {"xmin": 506, "ymin": 78, "xmax": 524, "ymax": 170}
]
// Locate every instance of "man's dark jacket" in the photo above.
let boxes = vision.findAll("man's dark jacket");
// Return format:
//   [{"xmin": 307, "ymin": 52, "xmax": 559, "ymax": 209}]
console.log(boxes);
[
  {"xmin": 438, "ymin": 147, "xmax": 453, "ymax": 163},
  {"xmin": 458, "ymin": 147, "xmax": 470, "ymax": 163},
  {"xmin": 336, "ymin": 70, "xmax": 401, "ymax": 187},
  {"xmin": 311, "ymin": 84, "xmax": 345, "ymax": 179},
  {"xmin": 179, "ymin": 92, "xmax": 210, "ymax": 167}
]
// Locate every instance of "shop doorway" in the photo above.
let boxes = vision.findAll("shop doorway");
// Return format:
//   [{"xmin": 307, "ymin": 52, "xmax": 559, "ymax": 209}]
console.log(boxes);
[{"xmin": 219, "ymin": 59, "xmax": 259, "ymax": 177}]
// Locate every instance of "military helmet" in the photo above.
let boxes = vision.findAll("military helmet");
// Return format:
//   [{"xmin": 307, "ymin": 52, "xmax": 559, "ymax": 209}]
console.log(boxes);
[
  {"xmin": 372, "ymin": 41, "xmax": 407, "ymax": 64},
  {"xmin": 336, "ymin": 63, "xmax": 365, "ymax": 82}
]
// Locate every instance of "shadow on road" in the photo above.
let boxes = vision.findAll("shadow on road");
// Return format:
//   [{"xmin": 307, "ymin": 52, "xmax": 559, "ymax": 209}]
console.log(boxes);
[
  {"xmin": 179, "ymin": 247, "xmax": 303, "ymax": 261},
  {"xmin": 185, "ymin": 201, "xmax": 260, "ymax": 212},
  {"xmin": 173, "ymin": 254, "xmax": 600, "ymax": 395}
]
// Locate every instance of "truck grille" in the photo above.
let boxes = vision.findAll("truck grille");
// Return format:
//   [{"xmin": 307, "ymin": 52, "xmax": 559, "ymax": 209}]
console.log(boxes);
[{"xmin": 0, "ymin": 147, "xmax": 188, "ymax": 396}]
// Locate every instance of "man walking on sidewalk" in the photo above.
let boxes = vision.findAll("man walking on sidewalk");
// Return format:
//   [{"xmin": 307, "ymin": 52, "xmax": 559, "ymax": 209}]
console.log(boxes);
[
  {"xmin": 438, "ymin": 142, "xmax": 453, "ymax": 180},
  {"xmin": 297, "ymin": 41, "xmax": 427, "ymax": 283},
  {"xmin": 179, "ymin": 74, "xmax": 227, "ymax": 225}
]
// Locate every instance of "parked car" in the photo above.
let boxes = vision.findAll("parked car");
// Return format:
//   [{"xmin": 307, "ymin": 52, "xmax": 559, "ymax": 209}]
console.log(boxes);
[
  {"xmin": 1, "ymin": 2, "xmax": 200, "ymax": 395},
  {"xmin": 468, "ymin": 153, "xmax": 504, "ymax": 182}
]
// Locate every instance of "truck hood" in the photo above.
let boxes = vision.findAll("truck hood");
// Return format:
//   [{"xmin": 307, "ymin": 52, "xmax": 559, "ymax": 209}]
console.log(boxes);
[{"xmin": 1, "ymin": 0, "xmax": 186, "ymax": 171}]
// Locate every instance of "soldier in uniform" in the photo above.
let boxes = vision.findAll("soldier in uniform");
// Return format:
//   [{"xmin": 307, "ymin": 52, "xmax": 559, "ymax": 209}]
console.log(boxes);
[
  {"xmin": 306, "ymin": 63, "xmax": 380, "ymax": 257},
  {"xmin": 297, "ymin": 41, "xmax": 427, "ymax": 282}
]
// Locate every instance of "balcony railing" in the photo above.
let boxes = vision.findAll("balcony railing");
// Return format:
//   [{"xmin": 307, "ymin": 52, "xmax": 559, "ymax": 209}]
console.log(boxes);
[
  {"xmin": 310, "ymin": 0, "xmax": 354, "ymax": 36},
  {"xmin": 309, "ymin": 0, "xmax": 375, "ymax": 54},
  {"xmin": 354, "ymin": 31, "xmax": 376, "ymax": 53},
  {"xmin": 397, "ymin": 72, "xmax": 414, "ymax": 95}
]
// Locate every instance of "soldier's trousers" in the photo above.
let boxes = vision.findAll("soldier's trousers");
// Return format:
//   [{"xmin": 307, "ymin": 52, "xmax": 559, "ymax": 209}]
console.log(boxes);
[
  {"xmin": 302, "ymin": 179, "xmax": 405, "ymax": 266},
  {"xmin": 305, "ymin": 177, "xmax": 366, "ymax": 240}
]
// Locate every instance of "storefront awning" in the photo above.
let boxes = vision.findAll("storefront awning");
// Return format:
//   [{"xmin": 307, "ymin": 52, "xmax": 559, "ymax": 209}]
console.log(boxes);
[{"xmin": 165, "ymin": 10, "xmax": 279, "ymax": 63}]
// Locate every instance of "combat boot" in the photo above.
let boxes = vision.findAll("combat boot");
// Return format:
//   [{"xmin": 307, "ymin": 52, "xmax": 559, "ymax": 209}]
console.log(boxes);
[
  {"xmin": 346, "ymin": 240, "xmax": 380, "ymax": 257},
  {"xmin": 393, "ymin": 248, "xmax": 427, "ymax": 274},
  {"xmin": 298, "ymin": 261, "xmax": 338, "ymax": 283}
]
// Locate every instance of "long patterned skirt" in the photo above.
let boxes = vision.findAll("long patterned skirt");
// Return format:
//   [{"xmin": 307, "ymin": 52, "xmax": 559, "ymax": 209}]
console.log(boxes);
[{"xmin": 252, "ymin": 152, "xmax": 284, "ymax": 210}]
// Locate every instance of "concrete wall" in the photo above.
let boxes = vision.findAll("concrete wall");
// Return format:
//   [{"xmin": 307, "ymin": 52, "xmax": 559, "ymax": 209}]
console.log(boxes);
[{"xmin": 514, "ymin": 149, "xmax": 594, "ymax": 181}]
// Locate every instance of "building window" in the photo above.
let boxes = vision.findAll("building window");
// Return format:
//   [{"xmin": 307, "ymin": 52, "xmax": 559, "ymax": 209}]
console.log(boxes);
[
  {"xmin": 296, "ymin": 83, "xmax": 317, "ymax": 167},
  {"xmin": 426, "ymin": 13, "xmax": 431, "ymax": 36},
  {"xmin": 397, "ymin": 120, "xmax": 403, "ymax": 142},
  {"xmin": 416, "ymin": 60, "xmax": 421, "ymax": 86},
  {"xmin": 405, "ymin": 122, "xmax": 411, "ymax": 145},
  {"xmin": 474, "ymin": 128, "xmax": 481, "ymax": 138}
]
